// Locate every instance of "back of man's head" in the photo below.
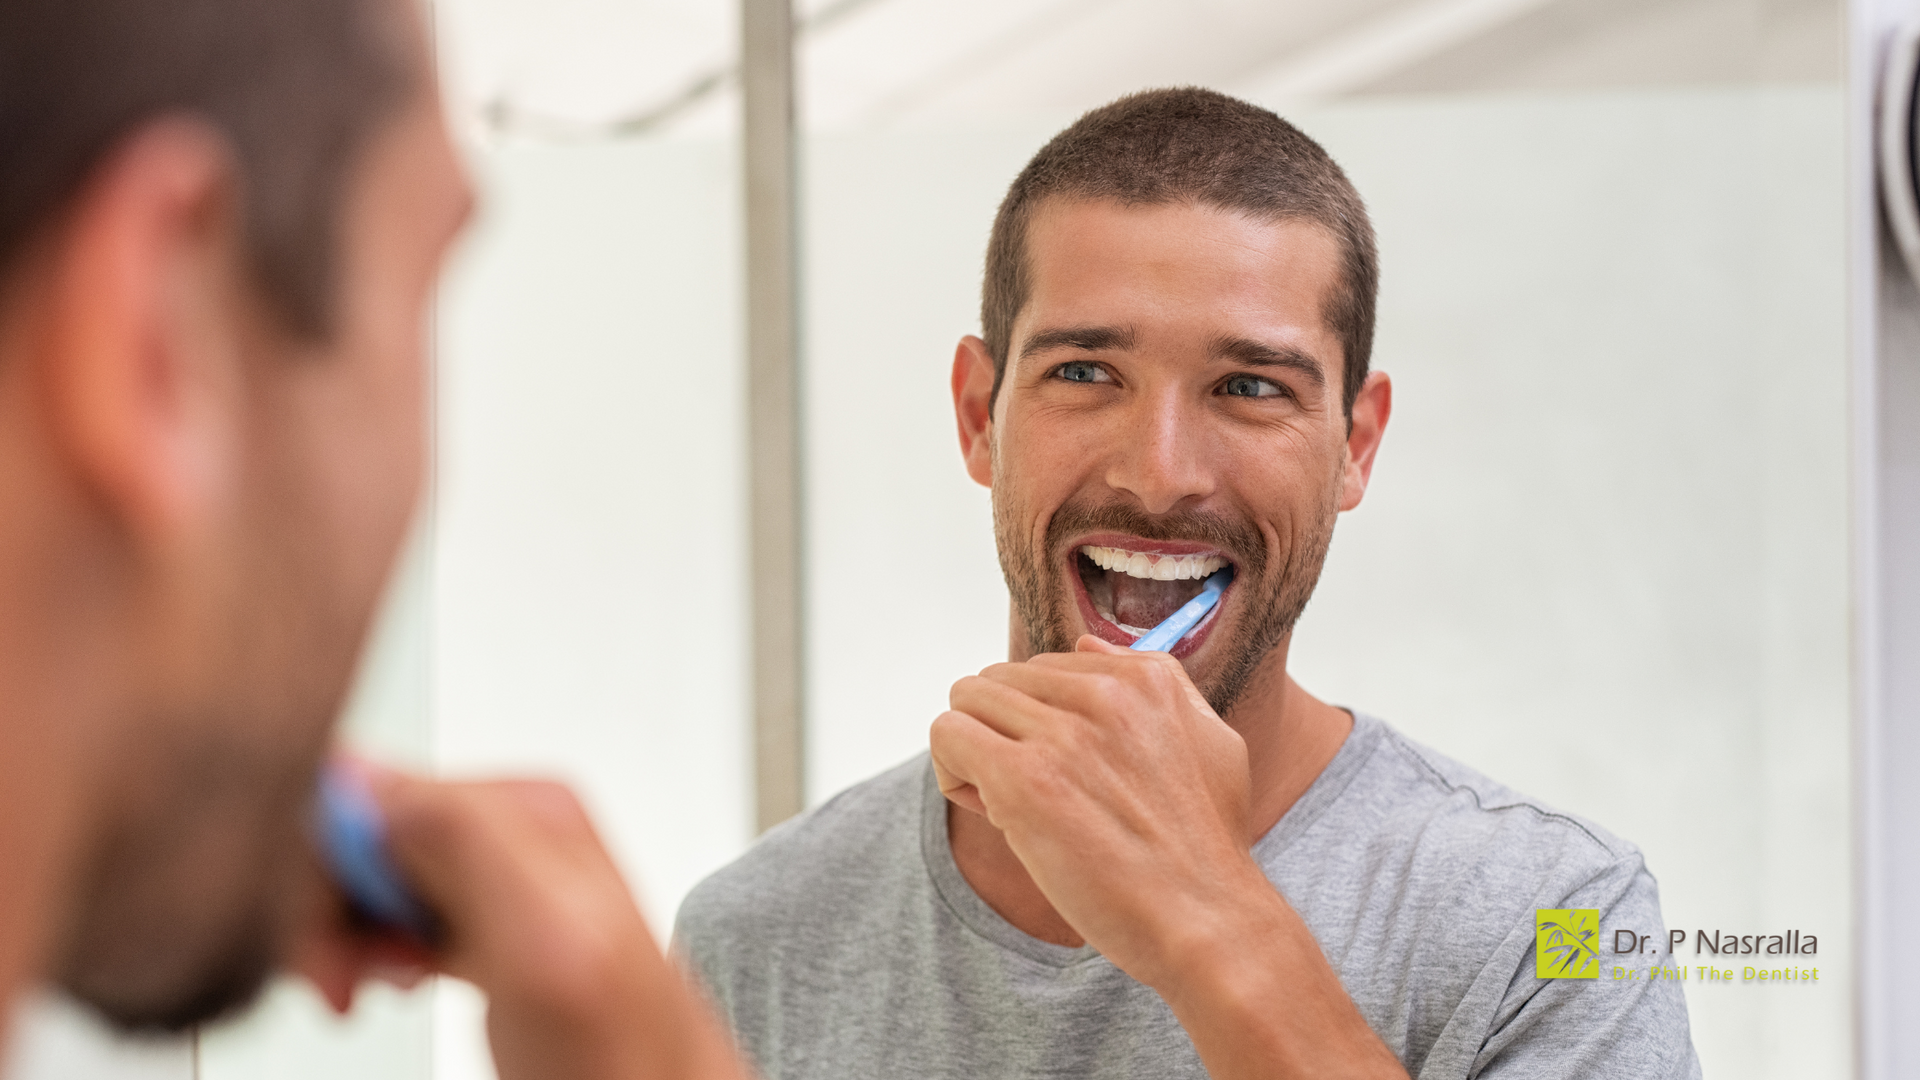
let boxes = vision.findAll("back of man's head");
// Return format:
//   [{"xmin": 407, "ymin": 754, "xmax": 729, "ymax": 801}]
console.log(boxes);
[
  {"xmin": 0, "ymin": 0, "xmax": 412, "ymax": 336},
  {"xmin": 0, "ymin": 0, "xmax": 452, "ymax": 1036},
  {"xmin": 981, "ymin": 87, "xmax": 1378, "ymax": 416}
]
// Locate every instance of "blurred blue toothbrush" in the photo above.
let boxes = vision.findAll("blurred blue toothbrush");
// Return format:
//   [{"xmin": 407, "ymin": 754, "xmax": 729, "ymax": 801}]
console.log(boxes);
[{"xmin": 314, "ymin": 762, "xmax": 439, "ymax": 944}]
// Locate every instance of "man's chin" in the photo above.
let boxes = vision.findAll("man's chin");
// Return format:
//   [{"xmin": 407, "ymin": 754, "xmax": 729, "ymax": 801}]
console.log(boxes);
[
  {"xmin": 56, "ymin": 826, "xmax": 290, "ymax": 1035},
  {"xmin": 62, "ymin": 921, "xmax": 277, "ymax": 1034},
  {"xmin": 65, "ymin": 938, "xmax": 275, "ymax": 1034}
]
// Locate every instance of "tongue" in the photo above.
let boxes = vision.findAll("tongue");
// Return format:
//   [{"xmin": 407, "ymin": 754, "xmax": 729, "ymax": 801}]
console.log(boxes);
[{"xmin": 1110, "ymin": 572, "xmax": 1204, "ymax": 630}]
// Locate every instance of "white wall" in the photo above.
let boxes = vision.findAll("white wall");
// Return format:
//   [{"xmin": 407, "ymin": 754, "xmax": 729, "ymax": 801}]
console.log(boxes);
[
  {"xmin": 432, "ymin": 137, "xmax": 750, "ymax": 936},
  {"xmin": 428, "ymin": 136, "xmax": 752, "ymax": 1080},
  {"xmin": 800, "ymin": 87, "xmax": 1850, "ymax": 1078},
  {"xmin": 5, "ymin": 995, "xmax": 191, "ymax": 1080},
  {"xmin": 1296, "ymin": 86, "xmax": 1849, "ymax": 1078}
]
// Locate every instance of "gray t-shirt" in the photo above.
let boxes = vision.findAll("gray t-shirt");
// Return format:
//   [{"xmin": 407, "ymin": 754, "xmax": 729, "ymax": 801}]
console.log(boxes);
[{"xmin": 675, "ymin": 712, "xmax": 1700, "ymax": 1079}]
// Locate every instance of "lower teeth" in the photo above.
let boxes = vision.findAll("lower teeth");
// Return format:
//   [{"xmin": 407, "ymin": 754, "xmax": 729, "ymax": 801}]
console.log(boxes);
[
  {"xmin": 1091, "ymin": 605, "xmax": 1146, "ymax": 636},
  {"xmin": 1080, "ymin": 554, "xmax": 1213, "ymax": 635}
]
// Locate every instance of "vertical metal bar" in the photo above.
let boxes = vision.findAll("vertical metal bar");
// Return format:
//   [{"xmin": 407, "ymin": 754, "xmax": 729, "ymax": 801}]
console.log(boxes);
[
  {"xmin": 1854, "ymin": 2, "xmax": 1920, "ymax": 1076},
  {"xmin": 742, "ymin": 0, "xmax": 804, "ymax": 831}
]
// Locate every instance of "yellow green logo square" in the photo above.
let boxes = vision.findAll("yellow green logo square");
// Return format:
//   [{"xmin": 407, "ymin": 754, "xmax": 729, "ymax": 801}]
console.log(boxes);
[{"xmin": 1536, "ymin": 908, "xmax": 1600, "ymax": 979}]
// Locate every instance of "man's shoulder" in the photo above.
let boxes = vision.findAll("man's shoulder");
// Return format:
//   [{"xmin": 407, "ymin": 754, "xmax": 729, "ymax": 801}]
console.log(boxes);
[
  {"xmin": 1302, "ymin": 717, "xmax": 1695, "ymax": 1078},
  {"xmin": 1319, "ymin": 715, "xmax": 1647, "ymax": 897},
  {"xmin": 1383, "ymin": 720, "xmax": 1630, "ymax": 850},
  {"xmin": 674, "ymin": 753, "xmax": 929, "ymax": 947}
]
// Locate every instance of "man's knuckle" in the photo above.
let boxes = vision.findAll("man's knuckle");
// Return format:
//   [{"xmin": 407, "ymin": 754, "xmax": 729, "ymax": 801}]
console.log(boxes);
[
  {"xmin": 1087, "ymin": 672, "xmax": 1125, "ymax": 703},
  {"xmin": 1020, "ymin": 750, "xmax": 1071, "ymax": 795},
  {"xmin": 951, "ymin": 674, "xmax": 989, "ymax": 704},
  {"xmin": 929, "ymin": 710, "xmax": 965, "ymax": 744}
]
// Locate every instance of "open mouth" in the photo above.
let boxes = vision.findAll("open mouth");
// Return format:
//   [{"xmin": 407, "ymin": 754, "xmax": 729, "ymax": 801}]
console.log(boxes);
[{"xmin": 1071, "ymin": 540, "xmax": 1233, "ymax": 652}]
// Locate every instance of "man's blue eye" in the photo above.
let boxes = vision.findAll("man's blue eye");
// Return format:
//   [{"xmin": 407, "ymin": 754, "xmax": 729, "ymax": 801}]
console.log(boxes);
[
  {"xmin": 1057, "ymin": 361, "xmax": 1106, "ymax": 383},
  {"xmin": 1223, "ymin": 374, "xmax": 1281, "ymax": 398}
]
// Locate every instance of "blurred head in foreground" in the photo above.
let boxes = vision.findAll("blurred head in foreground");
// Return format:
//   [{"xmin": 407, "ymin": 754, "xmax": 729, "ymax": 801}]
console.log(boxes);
[{"xmin": 0, "ymin": 0, "xmax": 470, "ymax": 1030}]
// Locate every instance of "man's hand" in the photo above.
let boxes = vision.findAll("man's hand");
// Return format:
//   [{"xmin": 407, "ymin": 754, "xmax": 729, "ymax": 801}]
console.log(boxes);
[
  {"xmin": 930, "ymin": 636, "xmax": 1407, "ymax": 1080},
  {"xmin": 294, "ymin": 773, "xmax": 750, "ymax": 1080},
  {"xmin": 931, "ymin": 635, "xmax": 1258, "ymax": 987}
]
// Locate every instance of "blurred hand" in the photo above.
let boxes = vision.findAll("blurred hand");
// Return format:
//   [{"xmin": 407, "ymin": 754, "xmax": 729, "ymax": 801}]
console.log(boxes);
[{"xmin": 294, "ymin": 771, "xmax": 750, "ymax": 1080}]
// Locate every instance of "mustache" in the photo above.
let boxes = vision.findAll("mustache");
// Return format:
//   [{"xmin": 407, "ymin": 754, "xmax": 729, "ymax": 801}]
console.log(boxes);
[{"xmin": 1045, "ymin": 499, "xmax": 1268, "ymax": 576}]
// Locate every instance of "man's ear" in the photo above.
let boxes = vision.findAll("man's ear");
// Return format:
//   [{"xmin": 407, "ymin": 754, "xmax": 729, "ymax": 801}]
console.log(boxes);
[
  {"xmin": 1338, "ymin": 371, "xmax": 1391, "ymax": 512},
  {"xmin": 952, "ymin": 335, "xmax": 997, "ymax": 488},
  {"xmin": 39, "ymin": 117, "xmax": 245, "ymax": 541}
]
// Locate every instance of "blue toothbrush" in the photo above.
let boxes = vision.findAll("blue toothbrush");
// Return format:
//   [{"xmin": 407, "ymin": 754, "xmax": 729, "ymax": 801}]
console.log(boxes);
[
  {"xmin": 1129, "ymin": 567, "xmax": 1233, "ymax": 652},
  {"xmin": 314, "ymin": 763, "xmax": 439, "ymax": 943}
]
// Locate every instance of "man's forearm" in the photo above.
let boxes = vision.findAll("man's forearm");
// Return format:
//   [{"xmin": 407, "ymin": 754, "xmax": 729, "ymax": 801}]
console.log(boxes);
[
  {"xmin": 486, "ymin": 954, "xmax": 750, "ymax": 1080},
  {"xmin": 369, "ymin": 775, "xmax": 755, "ymax": 1080},
  {"xmin": 1154, "ymin": 869, "xmax": 1408, "ymax": 1080}
]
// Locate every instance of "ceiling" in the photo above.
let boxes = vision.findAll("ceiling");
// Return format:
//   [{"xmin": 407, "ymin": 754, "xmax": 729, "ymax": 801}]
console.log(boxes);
[{"xmin": 434, "ymin": 0, "xmax": 1841, "ymax": 140}]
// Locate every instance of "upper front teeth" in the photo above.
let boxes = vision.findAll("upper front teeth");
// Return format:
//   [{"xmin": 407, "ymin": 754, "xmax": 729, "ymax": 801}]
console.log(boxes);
[{"xmin": 1081, "ymin": 545, "xmax": 1227, "ymax": 582}]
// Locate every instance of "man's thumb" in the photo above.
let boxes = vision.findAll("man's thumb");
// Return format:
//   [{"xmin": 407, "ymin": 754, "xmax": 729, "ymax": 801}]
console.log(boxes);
[{"xmin": 1075, "ymin": 633, "xmax": 1129, "ymax": 654}]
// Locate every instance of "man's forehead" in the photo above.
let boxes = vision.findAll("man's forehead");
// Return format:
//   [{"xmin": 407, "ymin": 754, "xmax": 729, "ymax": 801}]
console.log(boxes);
[
  {"xmin": 1023, "ymin": 196, "xmax": 1342, "ymax": 266},
  {"xmin": 1013, "ymin": 199, "xmax": 1345, "ymax": 365}
]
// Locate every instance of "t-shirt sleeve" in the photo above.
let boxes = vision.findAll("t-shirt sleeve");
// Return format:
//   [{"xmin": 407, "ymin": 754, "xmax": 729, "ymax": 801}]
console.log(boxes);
[{"xmin": 1460, "ymin": 853, "xmax": 1702, "ymax": 1080}]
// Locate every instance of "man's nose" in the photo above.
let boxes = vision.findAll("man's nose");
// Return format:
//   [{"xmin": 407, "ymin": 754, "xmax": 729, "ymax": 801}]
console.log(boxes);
[{"xmin": 1103, "ymin": 394, "xmax": 1215, "ymax": 515}]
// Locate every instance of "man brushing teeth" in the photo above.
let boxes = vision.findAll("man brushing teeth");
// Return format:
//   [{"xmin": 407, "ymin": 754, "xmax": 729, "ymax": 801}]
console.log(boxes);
[
  {"xmin": 1074, "ymin": 543, "xmax": 1229, "ymax": 650},
  {"xmin": 678, "ymin": 88, "xmax": 1699, "ymax": 1080}
]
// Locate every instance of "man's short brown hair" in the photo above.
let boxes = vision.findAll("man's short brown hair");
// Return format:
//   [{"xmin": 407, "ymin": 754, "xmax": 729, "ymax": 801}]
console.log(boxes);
[
  {"xmin": 0, "ymin": 0, "xmax": 414, "ymax": 340},
  {"xmin": 982, "ymin": 87, "xmax": 1378, "ymax": 415}
]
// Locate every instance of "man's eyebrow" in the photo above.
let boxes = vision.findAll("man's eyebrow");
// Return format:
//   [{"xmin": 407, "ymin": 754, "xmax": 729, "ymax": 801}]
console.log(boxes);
[
  {"xmin": 1018, "ymin": 325, "xmax": 1137, "ymax": 359},
  {"xmin": 1211, "ymin": 335, "xmax": 1327, "ymax": 389}
]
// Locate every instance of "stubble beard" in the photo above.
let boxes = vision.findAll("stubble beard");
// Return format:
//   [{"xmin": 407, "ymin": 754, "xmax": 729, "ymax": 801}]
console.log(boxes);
[
  {"xmin": 993, "ymin": 464, "xmax": 1341, "ymax": 720},
  {"xmin": 56, "ymin": 731, "xmax": 313, "ymax": 1032}
]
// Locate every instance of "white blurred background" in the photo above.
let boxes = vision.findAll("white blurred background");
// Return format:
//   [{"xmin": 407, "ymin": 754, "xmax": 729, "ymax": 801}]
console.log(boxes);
[{"xmin": 5, "ymin": 0, "xmax": 1850, "ymax": 1077}]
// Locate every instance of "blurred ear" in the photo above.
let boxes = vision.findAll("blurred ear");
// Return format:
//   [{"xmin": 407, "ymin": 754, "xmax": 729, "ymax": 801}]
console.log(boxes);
[
  {"xmin": 39, "ymin": 117, "xmax": 247, "ymax": 541},
  {"xmin": 1339, "ymin": 371, "xmax": 1391, "ymax": 512},
  {"xmin": 952, "ymin": 335, "xmax": 996, "ymax": 488}
]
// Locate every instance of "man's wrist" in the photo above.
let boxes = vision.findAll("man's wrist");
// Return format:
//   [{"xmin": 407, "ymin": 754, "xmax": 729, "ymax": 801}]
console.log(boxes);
[
  {"xmin": 1145, "ymin": 862, "xmax": 1298, "ymax": 1012},
  {"xmin": 1145, "ymin": 867, "xmax": 1408, "ymax": 1080},
  {"xmin": 488, "ymin": 944, "xmax": 745, "ymax": 1080}
]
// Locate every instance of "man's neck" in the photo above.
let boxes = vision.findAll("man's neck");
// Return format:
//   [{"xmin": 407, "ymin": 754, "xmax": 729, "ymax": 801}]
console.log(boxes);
[
  {"xmin": 0, "ymin": 424, "xmax": 112, "ymax": 1043},
  {"xmin": 1229, "ymin": 652, "xmax": 1355, "ymax": 841},
  {"xmin": 0, "ymin": 628, "xmax": 95, "ymax": 1041},
  {"xmin": 948, "ymin": 637, "xmax": 1351, "ymax": 948}
]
